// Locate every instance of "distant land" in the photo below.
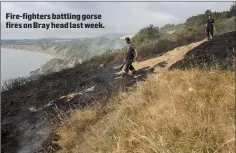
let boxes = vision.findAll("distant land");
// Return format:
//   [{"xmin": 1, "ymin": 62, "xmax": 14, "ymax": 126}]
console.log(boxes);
[
  {"xmin": 1, "ymin": 33, "xmax": 133, "ymax": 56},
  {"xmin": 1, "ymin": 33, "xmax": 133, "ymax": 74}
]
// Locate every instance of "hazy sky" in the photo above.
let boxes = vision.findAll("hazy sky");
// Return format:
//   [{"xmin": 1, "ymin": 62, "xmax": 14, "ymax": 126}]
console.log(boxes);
[{"xmin": 1, "ymin": 1, "xmax": 233, "ymax": 39}]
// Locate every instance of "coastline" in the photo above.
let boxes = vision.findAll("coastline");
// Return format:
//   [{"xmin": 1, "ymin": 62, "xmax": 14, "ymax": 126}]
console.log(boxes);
[
  {"xmin": 1, "ymin": 45, "xmax": 59, "ymax": 58},
  {"xmin": 1, "ymin": 45, "xmax": 84, "ymax": 74}
]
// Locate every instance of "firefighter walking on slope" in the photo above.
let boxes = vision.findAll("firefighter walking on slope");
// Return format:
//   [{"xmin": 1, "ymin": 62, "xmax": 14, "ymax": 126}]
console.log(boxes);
[
  {"xmin": 205, "ymin": 14, "xmax": 215, "ymax": 40},
  {"xmin": 122, "ymin": 37, "xmax": 137, "ymax": 77}
]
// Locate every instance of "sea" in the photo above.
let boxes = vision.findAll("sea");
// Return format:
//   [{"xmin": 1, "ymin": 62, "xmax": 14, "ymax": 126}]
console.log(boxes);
[{"xmin": 1, "ymin": 48, "xmax": 53, "ymax": 85}]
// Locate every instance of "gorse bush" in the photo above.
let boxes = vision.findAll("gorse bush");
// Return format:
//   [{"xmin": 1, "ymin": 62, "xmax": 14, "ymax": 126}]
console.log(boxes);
[{"xmin": 132, "ymin": 25, "xmax": 160, "ymax": 46}]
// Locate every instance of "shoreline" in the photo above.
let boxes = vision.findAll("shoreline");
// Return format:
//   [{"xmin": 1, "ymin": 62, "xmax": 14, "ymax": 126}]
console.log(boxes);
[{"xmin": 1, "ymin": 46, "xmax": 61, "ymax": 58}]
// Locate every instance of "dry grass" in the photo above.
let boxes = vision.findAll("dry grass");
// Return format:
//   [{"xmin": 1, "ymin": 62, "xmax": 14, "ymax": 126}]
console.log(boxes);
[
  {"xmin": 56, "ymin": 69, "xmax": 235, "ymax": 153},
  {"xmin": 133, "ymin": 40, "xmax": 206, "ymax": 70}
]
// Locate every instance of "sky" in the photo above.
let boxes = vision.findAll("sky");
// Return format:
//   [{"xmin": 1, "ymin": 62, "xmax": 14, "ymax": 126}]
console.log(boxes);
[{"xmin": 1, "ymin": 1, "xmax": 233, "ymax": 39}]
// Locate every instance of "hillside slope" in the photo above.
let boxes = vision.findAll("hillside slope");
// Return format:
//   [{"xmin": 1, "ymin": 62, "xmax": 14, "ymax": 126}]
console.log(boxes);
[
  {"xmin": 1, "ymin": 31, "xmax": 235, "ymax": 153},
  {"xmin": 51, "ymin": 32, "xmax": 235, "ymax": 153},
  {"xmin": 170, "ymin": 31, "xmax": 236, "ymax": 70},
  {"xmin": 56, "ymin": 68, "xmax": 234, "ymax": 153}
]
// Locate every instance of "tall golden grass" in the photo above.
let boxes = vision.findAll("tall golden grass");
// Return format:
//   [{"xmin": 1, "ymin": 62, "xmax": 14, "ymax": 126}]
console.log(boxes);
[{"xmin": 56, "ymin": 69, "xmax": 235, "ymax": 153}]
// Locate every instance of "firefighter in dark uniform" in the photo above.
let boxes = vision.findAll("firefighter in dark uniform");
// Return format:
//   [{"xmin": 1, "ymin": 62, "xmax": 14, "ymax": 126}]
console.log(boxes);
[{"xmin": 205, "ymin": 14, "xmax": 215, "ymax": 40}]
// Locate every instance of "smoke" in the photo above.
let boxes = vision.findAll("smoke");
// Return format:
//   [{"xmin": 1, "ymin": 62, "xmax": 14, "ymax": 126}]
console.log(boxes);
[{"xmin": 16, "ymin": 115, "xmax": 52, "ymax": 153}]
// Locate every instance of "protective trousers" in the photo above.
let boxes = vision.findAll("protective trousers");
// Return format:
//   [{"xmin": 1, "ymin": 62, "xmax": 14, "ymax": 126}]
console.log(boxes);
[
  {"xmin": 206, "ymin": 27, "xmax": 214, "ymax": 38},
  {"xmin": 125, "ymin": 60, "xmax": 135, "ymax": 73}
]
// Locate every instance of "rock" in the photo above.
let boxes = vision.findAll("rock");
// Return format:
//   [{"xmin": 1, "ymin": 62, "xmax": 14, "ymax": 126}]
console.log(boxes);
[
  {"xmin": 86, "ymin": 85, "xmax": 95, "ymax": 92},
  {"xmin": 100, "ymin": 64, "xmax": 104, "ymax": 68},
  {"xmin": 29, "ymin": 107, "xmax": 37, "ymax": 112}
]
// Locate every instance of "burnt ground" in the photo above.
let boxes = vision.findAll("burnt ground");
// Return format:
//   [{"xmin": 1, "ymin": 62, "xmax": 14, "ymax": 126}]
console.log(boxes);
[
  {"xmin": 1, "ymin": 60, "xmax": 157, "ymax": 153},
  {"xmin": 169, "ymin": 31, "xmax": 236, "ymax": 71},
  {"xmin": 2, "ymin": 31, "xmax": 236, "ymax": 153}
]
